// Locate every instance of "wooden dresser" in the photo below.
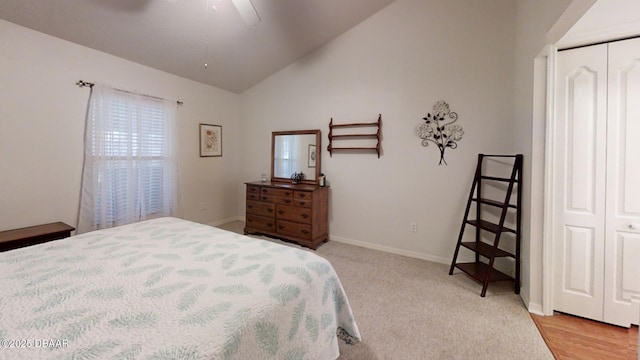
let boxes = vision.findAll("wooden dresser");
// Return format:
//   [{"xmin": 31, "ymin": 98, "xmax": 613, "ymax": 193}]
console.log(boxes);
[{"xmin": 244, "ymin": 181, "xmax": 328, "ymax": 249}]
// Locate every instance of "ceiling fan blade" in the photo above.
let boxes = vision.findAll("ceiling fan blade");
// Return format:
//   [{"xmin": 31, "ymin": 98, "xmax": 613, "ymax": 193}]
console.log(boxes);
[{"xmin": 232, "ymin": 0, "xmax": 261, "ymax": 26}]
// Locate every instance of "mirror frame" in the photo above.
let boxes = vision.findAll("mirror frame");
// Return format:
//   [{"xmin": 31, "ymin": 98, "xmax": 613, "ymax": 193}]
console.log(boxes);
[{"xmin": 271, "ymin": 129, "xmax": 321, "ymax": 185}]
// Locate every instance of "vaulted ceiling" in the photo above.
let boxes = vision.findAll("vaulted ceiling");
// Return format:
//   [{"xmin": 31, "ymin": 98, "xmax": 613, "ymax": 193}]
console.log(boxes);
[{"xmin": 0, "ymin": 0, "xmax": 396, "ymax": 93}]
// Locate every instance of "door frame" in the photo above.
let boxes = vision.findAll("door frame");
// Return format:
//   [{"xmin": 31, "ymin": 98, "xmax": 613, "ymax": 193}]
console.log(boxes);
[
  {"xmin": 534, "ymin": 0, "xmax": 599, "ymax": 317},
  {"xmin": 541, "ymin": 45, "xmax": 558, "ymax": 316}
]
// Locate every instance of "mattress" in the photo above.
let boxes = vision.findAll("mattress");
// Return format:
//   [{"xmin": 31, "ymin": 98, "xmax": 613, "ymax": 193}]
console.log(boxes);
[{"xmin": 0, "ymin": 217, "xmax": 360, "ymax": 359}]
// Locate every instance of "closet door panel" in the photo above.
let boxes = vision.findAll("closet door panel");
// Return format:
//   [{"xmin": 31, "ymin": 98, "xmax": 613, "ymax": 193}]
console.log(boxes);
[
  {"xmin": 553, "ymin": 44, "xmax": 608, "ymax": 321},
  {"xmin": 605, "ymin": 37, "xmax": 640, "ymax": 326}
]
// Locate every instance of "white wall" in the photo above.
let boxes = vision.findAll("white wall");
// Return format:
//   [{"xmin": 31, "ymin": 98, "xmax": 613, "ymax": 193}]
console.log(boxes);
[
  {"xmin": 240, "ymin": 0, "xmax": 517, "ymax": 263},
  {"xmin": 512, "ymin": 0, "xmax": 573, "ymax": 311},
  {"xmin": 0, "ymin": 20, "xmax": 241, "ymax": 231}
]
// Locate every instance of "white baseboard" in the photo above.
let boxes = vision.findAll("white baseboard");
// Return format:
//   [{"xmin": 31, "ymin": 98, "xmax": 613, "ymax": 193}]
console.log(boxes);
[
  {"xmin": 207, "ymin": 216, "xmax": 244, "ymax": 227},
  {"xmin": 329, "ymin": 234, "xmax": 451, "ymax": 265},
  {"xmin": 526, "ymin": 299, "xmax": 545, "ymax": 316},
  {"xmin": 225, "ymin": 216, "xmax": 450, "ymax": 265}
]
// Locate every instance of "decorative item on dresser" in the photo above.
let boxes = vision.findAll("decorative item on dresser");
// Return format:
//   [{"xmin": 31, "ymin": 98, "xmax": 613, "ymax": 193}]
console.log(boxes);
[
  {"xmin": 0, "ymin": 222, "xmax": 75, "ymax": 252},
  {"xmin": 244, "ymin": 181, "xmax": 329, "ymax": 249}
]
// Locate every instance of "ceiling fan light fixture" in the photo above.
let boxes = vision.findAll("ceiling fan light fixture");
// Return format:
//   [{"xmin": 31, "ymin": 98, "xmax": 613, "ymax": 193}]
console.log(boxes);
[{"xmin": 231, "ymin": 0, "xmax": 261, "ymax": 26}]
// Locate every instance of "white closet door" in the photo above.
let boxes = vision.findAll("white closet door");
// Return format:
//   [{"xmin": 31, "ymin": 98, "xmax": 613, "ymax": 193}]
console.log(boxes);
[
  {"xmin": 553, "ymin": 44, "xmax": 608, "ymax": 321},
  {"xmin": 605, "ymin": 37, "xmax": 640, "ymax": 327}
]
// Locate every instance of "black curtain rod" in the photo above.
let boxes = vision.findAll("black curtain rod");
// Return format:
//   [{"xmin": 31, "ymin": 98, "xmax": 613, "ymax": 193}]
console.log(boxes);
[{"xmin": 76, "ymin": 80, "xmax": 183, "ymax": 106}]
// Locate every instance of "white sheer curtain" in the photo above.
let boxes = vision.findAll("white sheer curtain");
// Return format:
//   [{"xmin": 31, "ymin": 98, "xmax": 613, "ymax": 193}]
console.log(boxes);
[{"xmin": 77, "ymin": 84, "xmax": 177, "ymax": 234}]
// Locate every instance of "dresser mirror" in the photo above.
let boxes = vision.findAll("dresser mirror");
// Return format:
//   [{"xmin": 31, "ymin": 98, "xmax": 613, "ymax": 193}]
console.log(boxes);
[{"xmin": 271, "ymin": 129, "xmax": 321, "ymax": 185}]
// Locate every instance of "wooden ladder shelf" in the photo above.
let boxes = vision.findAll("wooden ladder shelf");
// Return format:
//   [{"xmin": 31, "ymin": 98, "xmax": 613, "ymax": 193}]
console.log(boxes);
[{"xmin": 449, "ymin": 154, "xmax": 523, "ymax": 297}]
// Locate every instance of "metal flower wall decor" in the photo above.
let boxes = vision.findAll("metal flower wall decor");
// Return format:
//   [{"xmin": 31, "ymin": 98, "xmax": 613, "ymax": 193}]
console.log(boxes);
[{"xmin": 417, "ymin": 101, "xmax": 464, "ymax": 165}]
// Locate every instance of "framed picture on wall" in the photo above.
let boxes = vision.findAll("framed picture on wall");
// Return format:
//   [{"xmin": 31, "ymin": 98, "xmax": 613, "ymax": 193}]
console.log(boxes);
[
  {"xmin": 308, "ymin": 144, "xmax": 316, "ymax": 168},
  {"xmin": 200, "ymin": 124, "xmax": 222, "ymax": 157}
]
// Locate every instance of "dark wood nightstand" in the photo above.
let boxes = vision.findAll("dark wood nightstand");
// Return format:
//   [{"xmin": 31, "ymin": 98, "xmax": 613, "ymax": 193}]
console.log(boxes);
[{"xmin": 0, "ymin": 222, "xmax": 75, "ymax": 252}]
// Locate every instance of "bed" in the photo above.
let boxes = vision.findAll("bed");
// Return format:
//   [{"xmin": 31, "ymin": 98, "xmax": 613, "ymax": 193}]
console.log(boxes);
[{"xmin": 0, "ymin": 217, "xmax": 360, "ymax": 359}]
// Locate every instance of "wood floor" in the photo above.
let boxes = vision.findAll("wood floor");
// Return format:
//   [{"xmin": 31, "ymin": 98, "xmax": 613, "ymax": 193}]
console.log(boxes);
[{"xmin": 531, "ymin": 312, "xmax": 638, "ymax": 360}]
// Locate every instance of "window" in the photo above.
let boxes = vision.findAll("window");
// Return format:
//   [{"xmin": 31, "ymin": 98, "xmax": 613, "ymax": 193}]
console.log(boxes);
[{"xmin": 78, "ymin": 85, "xmax": 177, "ymax": 233}]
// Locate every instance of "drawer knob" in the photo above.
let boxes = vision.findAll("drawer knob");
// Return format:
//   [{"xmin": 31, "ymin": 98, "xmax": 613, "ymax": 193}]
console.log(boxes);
[
  {"xmin": 298, "ymin": 194, "xmax": 307, "ymax": 198},
  {"xmin": 285, "ymin": 192, "xmax": 290, "ymax": 196},
  {"xmin": 267, "ymin": 222, "xmax": 273, "ymax": 227},
  {"xmin": 301, "ymin": 214, "xmax": 309, "ymax": 219},
  {"xmin": 284, "ymin": 199, "xmax": 291, "ymax": 204},
  {"xmin": 278, "ymin": 225, "xmax": 284, "ymax": 230},
  {"xmin": 262, "ymin": 189, "xmax": 267, "ymax": 193},
  {"xmin": 298, "ymin": 201, "xmax": 306, "ymax": 206},
  {"xmin": 278, "ymin": 210, "xmax": 285, "ymax": 215},
  {"xmin": 267, "ymin": 208, "xmax": 273, "ymax": 213},
  {"xmin": 301, "ymin": 230, "xmax": 310, "ymax": 235},
  {"xmin": 247, "ymin": 205, "xmax": 253, "ymax": 209}
]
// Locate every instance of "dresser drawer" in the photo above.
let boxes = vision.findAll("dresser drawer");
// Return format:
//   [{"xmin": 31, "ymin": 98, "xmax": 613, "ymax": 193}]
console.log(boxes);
[
  {"xmin": 247, "ymin": 185, "xmax": 261, "ymax": 195},
  {"xmin": 247, "ymin": 192, "xmax": 260, "ymax": 201},
  {"xmin": 275, "ymin": 196, "xmax": 295, "ymax": 206},
  {"xmin": 276, "ymin": 204, "xmax": 312, "ymax": 224},
  {"xmin": 292, "ymin": 198, "xmax": 312, "ymax": 208},
  {"xmin": 246, "ymin": 200, "xmax": 275, "ymax": 217},
  {"xmin": 257, "ymin": 194, "xmax": 275, "ymax": 202},
  {"xmin": 246, "ymin": 215, "xmax": 276, "ymax": 233},
  {"xmin": 294, "ymin": 191, "xmax": 312, "ymax": 201},
  {"xmin": 262, "ymin": 187, "xmax": 293, "ymax": 198},
  {"xmin": 276, "ymin": 220, "xmax": 312, "ymax": 240}
]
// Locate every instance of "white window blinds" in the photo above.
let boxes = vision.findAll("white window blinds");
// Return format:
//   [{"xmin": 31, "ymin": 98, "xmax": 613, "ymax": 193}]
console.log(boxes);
[{"xmin": 77, "ymin": 85, "xmax": 177, "ymax": 233}]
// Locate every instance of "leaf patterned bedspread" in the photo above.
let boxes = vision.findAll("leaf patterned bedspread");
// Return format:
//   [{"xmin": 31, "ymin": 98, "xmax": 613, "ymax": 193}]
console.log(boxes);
[{"xmin": 0, "ymin": 217, "xmax": 360, "ymax": 360}]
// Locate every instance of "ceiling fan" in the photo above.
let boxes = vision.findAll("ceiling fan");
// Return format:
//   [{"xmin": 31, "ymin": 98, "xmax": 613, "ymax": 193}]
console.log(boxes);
[
  {"xmin": 165, "ymin": 0, "xmax": 261, "ymax": 26},
  {"xmin": 231, "ymin": 0, "xmax": 261, "ymax": 26}
]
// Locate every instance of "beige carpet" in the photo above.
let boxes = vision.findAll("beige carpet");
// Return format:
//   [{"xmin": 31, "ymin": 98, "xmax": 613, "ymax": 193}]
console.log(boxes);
[{"xmin": 216, "ymin": 221, "xmax": 553, "ymax": 360}]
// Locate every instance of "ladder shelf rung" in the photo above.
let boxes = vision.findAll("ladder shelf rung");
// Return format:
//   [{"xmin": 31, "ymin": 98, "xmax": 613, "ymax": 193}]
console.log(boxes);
[
  {"xmin": 466, "ymin": 219, "xmax": 516, "ymax": 234},
  {"xmin": 472, "ymin": 198, "xmax": 517, "ymax": 209},
  {"xmin": 481, "ymin": 154, "xmax": 520, "ymax": 158},
  {"xmin": 480, "ymin": 175, "xmax": 517, "ymax": 183},
  {"xmin": 460, "ymin": 241, "xmax": 514, "ymax": 258},
  {"xmin": 454, "ymin": 262, "xmax": 514, "ymax": 283}
]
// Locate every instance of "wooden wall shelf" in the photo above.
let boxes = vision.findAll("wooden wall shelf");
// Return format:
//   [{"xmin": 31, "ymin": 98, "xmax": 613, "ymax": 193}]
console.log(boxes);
[{"xmin": 327, "ymin": 114, "xmax": 382, "ymax": 158}]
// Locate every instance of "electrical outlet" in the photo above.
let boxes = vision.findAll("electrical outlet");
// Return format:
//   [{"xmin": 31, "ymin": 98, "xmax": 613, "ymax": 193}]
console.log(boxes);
[{"xmin": 410, "ymin": 222, "xmax": 417, "ymax": 232}]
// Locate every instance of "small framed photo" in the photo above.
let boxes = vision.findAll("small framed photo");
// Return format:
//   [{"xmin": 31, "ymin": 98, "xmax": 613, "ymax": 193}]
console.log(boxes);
[
  {"xmin": 200, "ymin": 124, "xmax": 222, "ymax": 157},
  {"xmin": 308, "ymin": 144, "xmax": 316, "ymax": 168}
]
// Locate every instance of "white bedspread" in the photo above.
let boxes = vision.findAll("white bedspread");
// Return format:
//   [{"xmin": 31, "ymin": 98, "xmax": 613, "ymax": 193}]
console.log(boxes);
[{"xmin": 0, "ymin": 217, "xmax": 360, "ymax": 359}]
